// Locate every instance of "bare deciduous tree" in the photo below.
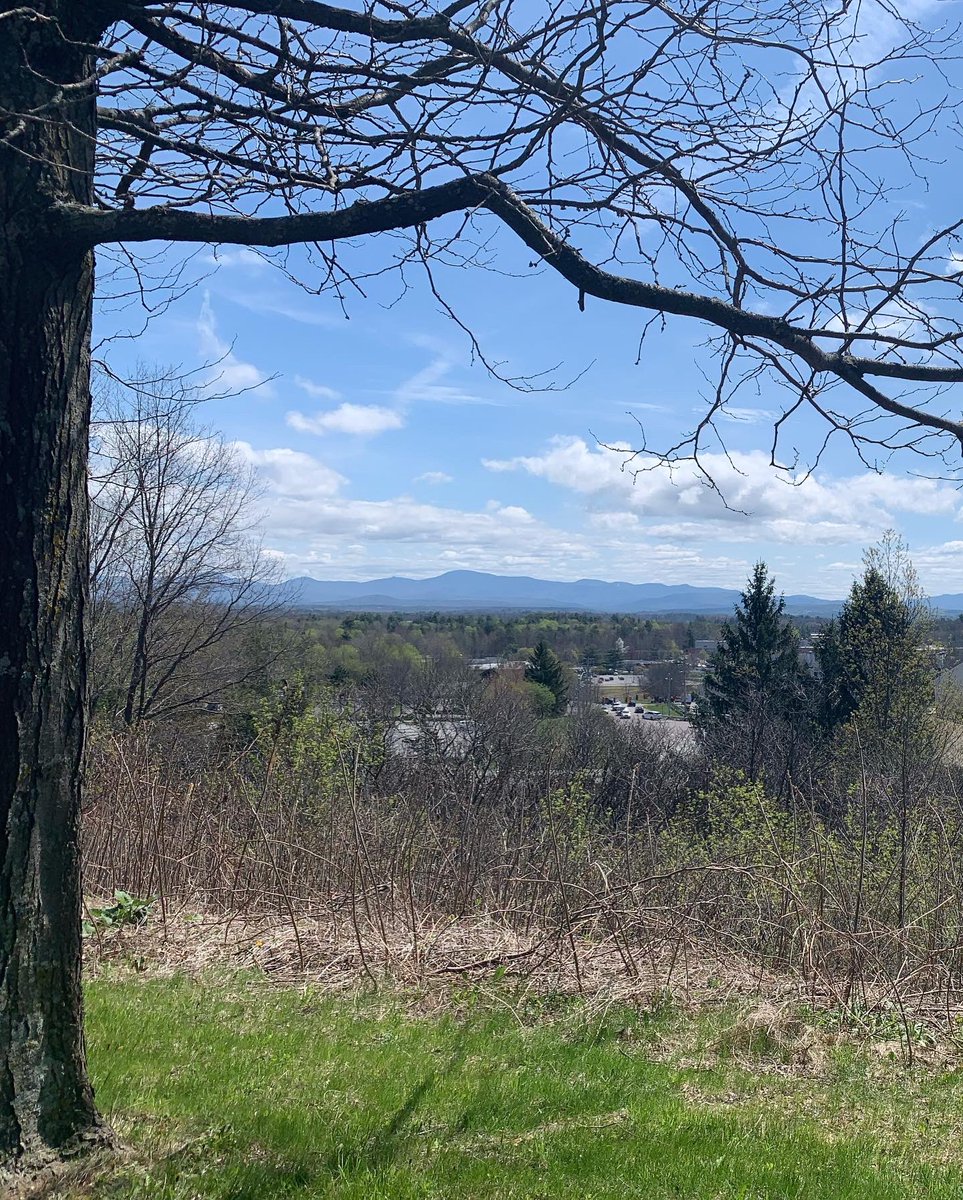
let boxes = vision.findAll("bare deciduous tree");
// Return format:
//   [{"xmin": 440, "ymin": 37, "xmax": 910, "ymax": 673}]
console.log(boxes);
[
  {"xmin": 3, "ymin": 0, "xmax": 963, "ymax": 1173},
  {"xmin": 89, "ymin": 374, "xmax": 279, "ymax": 726}
]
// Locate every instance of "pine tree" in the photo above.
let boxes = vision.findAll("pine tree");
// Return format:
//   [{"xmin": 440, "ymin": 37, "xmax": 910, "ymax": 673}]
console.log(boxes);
[
  {"xmin": 701, "ymin": 563, "xmax": 803, "ymax": 723},
  {"xmin": 603, "ymin": 643, "xmax": 622, "ymax": 673},
  {"xmin": 526, "ymin": 641, "xmax": 569, "ymax": 715},
  {"xmin": 698, "ymin": 563, "xmax": 807, "ymax": 781},
  {"xmin": 817, "ymin": 536, "xmax": 930, "ymax": 747}
]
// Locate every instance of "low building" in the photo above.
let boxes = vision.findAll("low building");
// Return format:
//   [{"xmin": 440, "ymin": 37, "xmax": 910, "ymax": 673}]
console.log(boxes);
[
  {"xmin": 468, "ymin": 657, "xmax": 526, "ymax": 679},
  {"xmin": 468, "ymin": 658, "xmax": 500, "ymax": 673},
  {"xmin": 798, "ymin": 644, "xmax": 817, "ymax": 669}
]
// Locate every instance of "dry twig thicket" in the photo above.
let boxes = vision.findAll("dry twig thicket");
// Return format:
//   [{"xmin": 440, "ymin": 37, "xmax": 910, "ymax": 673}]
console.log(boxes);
[{"xmin": 83, "ymin": 695, "xmax": 963, "ymax": 1052}]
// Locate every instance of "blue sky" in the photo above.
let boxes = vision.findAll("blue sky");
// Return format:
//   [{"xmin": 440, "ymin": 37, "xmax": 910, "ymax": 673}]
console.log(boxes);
[
  {"xmin": 93, "ymin": 2, "xmax": 963, "ymax": 600},
  {"xmin": 94, "ymin": 226, "xmax": 963, "ymax": 600}
]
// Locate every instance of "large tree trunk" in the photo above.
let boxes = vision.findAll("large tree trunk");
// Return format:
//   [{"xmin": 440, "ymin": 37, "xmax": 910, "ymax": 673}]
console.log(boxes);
[{"xmin": 0, "ymin": 3, "xmax": 108, "ymax": 1168}]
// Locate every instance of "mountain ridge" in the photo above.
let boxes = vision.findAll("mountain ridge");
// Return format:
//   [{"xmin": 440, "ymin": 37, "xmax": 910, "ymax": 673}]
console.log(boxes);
[
  {"xmin": 267, "ymin": 569, "xmax": 963, "ymax": 616},
  {"xmin": 269, "ymin": 569, "xmax": 844, "ymax": 614}
]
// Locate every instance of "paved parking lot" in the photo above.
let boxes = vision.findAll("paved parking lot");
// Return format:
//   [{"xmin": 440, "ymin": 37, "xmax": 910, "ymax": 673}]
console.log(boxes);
[{"xmin": 600, "ymin": 703, "xmax": 698, "ymax": 753}]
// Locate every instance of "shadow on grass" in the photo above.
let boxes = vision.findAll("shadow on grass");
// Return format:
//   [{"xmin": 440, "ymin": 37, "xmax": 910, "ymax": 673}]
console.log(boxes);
[
  {"xmin": 322, "ymin": 1033, "xmax": 473, "ymax": 1181},
  {"xmin": 134, "ymin": 1030, "xmax": 478, "ymax": 1199},
  {"xmin": 83, "ymin": 980, "xmax": 963, "ymax": 1200}
]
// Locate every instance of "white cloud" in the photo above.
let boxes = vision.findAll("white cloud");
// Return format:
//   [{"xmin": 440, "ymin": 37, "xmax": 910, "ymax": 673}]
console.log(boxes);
[
  {"xmin": 225, "ymin": 437, "xmax": 963, "ymax": 595},
  {"xmin": 906, "ymin": 542, "xmax": 963, "ymax": 592},
  {"xmin": 203, "ymin": 247, "xmax": 269, "ymax": 272},
  {"xmin": 395, "ymin": 357, "xmax": 493, "ymax": 406},
  {"xmin": 289, "ymin": 497, "xmax": 541, "ymax": 546},
  {"xmin": 485, "ymin": 501, "xmax": 535, "ymax": 523},
  {"xmin": 282, "ymin": 529, "xmax": 750, "ymax": 586},
  {"xmin": 483, "ymin": 437, "xmax": 958, "ymax": 545},
  {"xmin": 229, "ymin": 295, "xmax": 338, "ymax": 327},
  {"xmin": 294, "ymin": 376, "xmax": 342, "ymax": 401},
  {"xmin": 415, "ymin": 471, "xmax": 454, "ymax": 485},
  {"xmin": 197, "ymin": 293, "xmax": 274, "ymax": 397},
  {"xmin": 233, "ymin": 443, "xmax": 589, "ymax": 573},
  {"xmin": 716, "ymin": 406, "xmax": 778, "ymax": 425},
  {"xmin": 237, "ymin": 441, "xmax": 757, "ymax": 585},
  {"xmin": 204, "ymin": 246, "xmax": 342, "ymax": 331},
  {"xmin": 232, "ymin": 442, "xmax": 346, "ymax": 499},
  {"xmin": 825, "ymin": 298, "xmax": 931, "ymax": 346},
  {"xmin": 846, "ymin": 0, "xmax": 942, "ymax": 66},
  {"xmin": 286, "ymin": 403, "xmax": 404, "ymax": 437}
]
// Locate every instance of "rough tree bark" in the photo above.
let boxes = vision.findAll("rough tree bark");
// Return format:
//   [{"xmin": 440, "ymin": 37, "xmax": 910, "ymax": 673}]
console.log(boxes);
[{"xmin": 0, "ymin": 3, "xmax": 109, "ymax": 1166}]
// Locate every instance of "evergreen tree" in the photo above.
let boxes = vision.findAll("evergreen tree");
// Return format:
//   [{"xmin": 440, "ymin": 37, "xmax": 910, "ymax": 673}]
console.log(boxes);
[
  {"xmin": 816, "ymin": 536, "xmax": 936, "ymax": 901},
  {"xmin": 602, "ymin": 648, "xmax": 618, "ymax": 673},
  {"xmin": 526, "ymin": 641, "xmax": 569, "ymax": 715},
  {"xmin": 817, "ymin": 535, "xmax": 930, "ymax": 747},
  {"xmin": 701, "ymin": 563, "xmax": 803, "ymax": 723},
  {"xmin": 698, "ymin": 563, "xmax": 808, "ymax": 782}
]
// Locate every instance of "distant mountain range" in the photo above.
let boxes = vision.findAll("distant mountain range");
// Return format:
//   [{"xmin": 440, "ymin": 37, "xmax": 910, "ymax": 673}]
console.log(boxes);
[
  {"xmin": 268, "ymin": 570, "xmax": 808, "ymax": 614},
  {"xmin": 267, "ymin": 570, "xmax": 963, "ymax": 616}
]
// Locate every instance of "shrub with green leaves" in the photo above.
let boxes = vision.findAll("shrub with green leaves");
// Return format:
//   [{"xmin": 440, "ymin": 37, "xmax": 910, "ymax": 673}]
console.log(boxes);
[
  {"xmin": 251, "ymin": 675, "xmax": 383, "ymax": 806},
  {"xmin": 83, "ymin": 889, "xmax": 154, "ymax": 937}
]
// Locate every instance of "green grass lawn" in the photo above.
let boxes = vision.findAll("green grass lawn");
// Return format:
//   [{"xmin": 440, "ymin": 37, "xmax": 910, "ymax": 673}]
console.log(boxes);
[{"xmin": 73, "ymin": 973, "xmax": 963, "ymax": 1199}]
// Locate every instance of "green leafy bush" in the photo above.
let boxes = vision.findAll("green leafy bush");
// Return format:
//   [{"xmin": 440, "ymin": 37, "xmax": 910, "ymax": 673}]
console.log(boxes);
[{"xmin": 83, "ymin": 889, "xmax": 154, "ymax": 936}]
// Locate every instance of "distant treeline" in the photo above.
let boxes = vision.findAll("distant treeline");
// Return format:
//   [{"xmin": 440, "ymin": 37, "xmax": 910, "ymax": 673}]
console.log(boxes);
[
  {"xmin": 281, "ymin": 609, "xmax": 758, "ymax": 674},
  {"xmin": 92, "ymin": 596, "xmax": 963, "ymax": 728},
  {"xmin": 274, "ymin": 605, "xmax": 963, "ymax": 682}
]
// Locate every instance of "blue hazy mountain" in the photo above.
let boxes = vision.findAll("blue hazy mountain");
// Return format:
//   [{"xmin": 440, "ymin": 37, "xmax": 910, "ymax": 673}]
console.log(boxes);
[
  {"xmin": 271, "ymin": 571, "xmax": 963, "ymax": 614},
  {"xmin": 270, "ymin": 570, "xmax": 851, "ymax": 615}
]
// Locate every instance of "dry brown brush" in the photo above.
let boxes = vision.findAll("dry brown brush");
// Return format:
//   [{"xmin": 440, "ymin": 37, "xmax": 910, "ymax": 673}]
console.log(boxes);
[{"xmin": 82, "ymin": 710, "xmax": 963, "ymax": 1035}]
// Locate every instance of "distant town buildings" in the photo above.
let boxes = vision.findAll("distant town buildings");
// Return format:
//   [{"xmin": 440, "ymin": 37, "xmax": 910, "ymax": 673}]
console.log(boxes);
[{"xmin": 467, "ymin": 657, "xmax": 526, "ymax": 678}]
